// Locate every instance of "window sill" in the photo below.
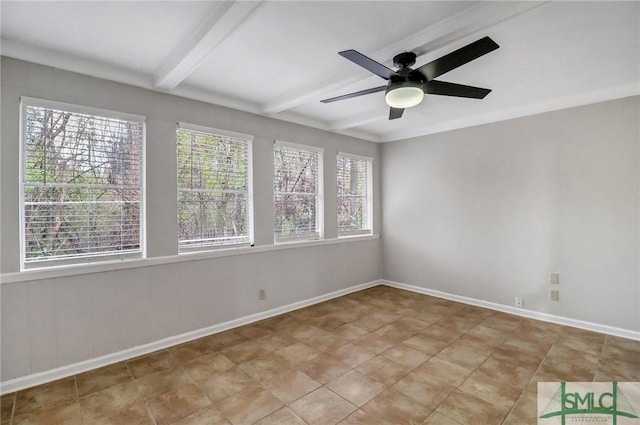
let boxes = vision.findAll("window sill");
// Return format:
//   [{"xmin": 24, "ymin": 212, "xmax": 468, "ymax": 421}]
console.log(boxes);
[{"xmin": 1, "ymin": 234, "xmax": 380, "ymax": 284}]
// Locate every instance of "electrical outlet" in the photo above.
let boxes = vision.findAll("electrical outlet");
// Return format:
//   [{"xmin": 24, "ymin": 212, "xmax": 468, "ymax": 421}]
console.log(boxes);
[
  {"xmin": 515, "ymin": 297, "xmax": 524, "ymax": 308},
  {"xmin": 549, "ymin": 289, "xmax": 559, "ymax": 301},
  {"xmin": 549, "ymin": 272, "xmax": 559, "ymax": 284},
  {"xmin": 258, "ymin": 289, "xmax": 266, "ymax": 300}
]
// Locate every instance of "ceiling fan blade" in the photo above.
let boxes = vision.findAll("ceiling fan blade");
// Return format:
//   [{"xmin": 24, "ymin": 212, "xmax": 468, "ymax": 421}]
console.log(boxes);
[
  {"xmin": 389, "ymin": 107, "xmax": 404, "ymax": 120},
  {"xmin": 339, "ymin": 50, "xmax": 397, "ymax": 80},
  {"xmin": 417, "ymin": 36, "xmax": 499, "ymax": 81},
  {"xmin": 423, "ymin": 80, "xmax": 492, "ymax": 99},
  {"xmin": 320, "ymin": 85, "xmax": 387, "ymax": 103}
]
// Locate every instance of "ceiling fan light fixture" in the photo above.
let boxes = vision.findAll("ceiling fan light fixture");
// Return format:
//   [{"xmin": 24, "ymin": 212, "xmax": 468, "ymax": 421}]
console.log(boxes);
[{"xmin": 385, "ymin": 84, "xmax": 424, "ymax": 108}]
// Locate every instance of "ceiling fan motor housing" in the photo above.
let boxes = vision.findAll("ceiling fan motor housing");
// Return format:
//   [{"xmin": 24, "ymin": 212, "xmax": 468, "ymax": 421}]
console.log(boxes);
[{"xmin": 393, "ymin": 51, "xmax": 417, "ymax": 69}]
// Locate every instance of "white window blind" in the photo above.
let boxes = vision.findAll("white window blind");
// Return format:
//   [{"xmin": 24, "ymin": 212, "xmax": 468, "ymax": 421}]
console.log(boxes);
[
  {"xmin": 337, "ymin": 153, "xmax": 372, "ymax": 236},
  {"xmin": 177, "ymin": 126, "xmax": 252, "ymax": 250},
  {"xmin": 274, "ymin": 142, "xmax": 323, "ymax": 242},
  {"xmin": 21, "ymin": 99, "xmax": 144, "ymax": 267}
]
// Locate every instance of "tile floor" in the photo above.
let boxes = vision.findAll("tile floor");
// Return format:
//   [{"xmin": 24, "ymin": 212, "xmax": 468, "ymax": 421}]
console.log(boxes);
[{"xmin": 1, "ymin": 286, "xmax": 639, "ymax": 425}]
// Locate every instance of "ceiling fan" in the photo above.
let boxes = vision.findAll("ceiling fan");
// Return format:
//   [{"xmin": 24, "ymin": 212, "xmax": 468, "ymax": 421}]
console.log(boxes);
[{"xmin": 321, "ymin": 36, "xmax": 499, "ymax": 120}]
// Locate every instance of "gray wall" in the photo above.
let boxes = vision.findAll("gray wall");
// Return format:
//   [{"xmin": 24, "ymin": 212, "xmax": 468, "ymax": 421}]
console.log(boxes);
[
  {"xmin": 382, "ymin": 96, "xmax": 640, "ymax": 331},
  {"xmin": 0, "ymin": 58, "xmax": 383, "ymax": 381}
]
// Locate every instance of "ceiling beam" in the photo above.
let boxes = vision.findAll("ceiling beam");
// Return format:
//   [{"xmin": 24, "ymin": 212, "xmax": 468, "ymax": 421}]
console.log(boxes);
[
  {"xmin": 330, "ymin": 109, "xmax": 384, "ymax": 131},
  {"xmin": 260, "ymin": 1, "xmax": 546, "ymax": 115},
  {"xmin": 153, "ymin": 1, "xmax": 264, "ymax": 90}
]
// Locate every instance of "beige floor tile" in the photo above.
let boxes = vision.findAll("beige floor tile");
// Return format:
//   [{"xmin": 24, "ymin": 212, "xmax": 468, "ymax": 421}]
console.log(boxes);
[
  {"xmin": 436, "ymin": 346, "xmax": 488, "ymax": 370},
  {"xmin": 181, "ymin": 352, "xmax": 236, "ymax": 383},
  {"xmin": 126, "ymin": 350, "xmax": 174, "ymax": 378},
  {"xmin": 412, "ymin": 357, "xmax": 473, "ymax": 388},
  {"xmin": 465, "ymin": 324, "xmax": 511, "ymax": 345},
  {"xmin": 290, "ymin": 388, "xmax": 357, "ymax": 425},
  {"xmin": 76, "ymin": 363, "xmax": 131, "ymax": 397},
  {"xmin": 328, "ymin": 370, "xmax": 385, "ymax": 406},
  {"xmin": 356, "ymin": 355, "xmax": 410, "ymax": 386},
  {"xmin": 491, "ymin": 343, "xmax": 546, "ymax": 370},
  {"xmin": 596, "ymin": 359, "xmax": 640, "ymax": 381},
  {"xmin": 170, "ymin": 339, "xmax": 216, "ymax": 364},
  {"xmin": 331, "ymin": 324, "xmax": 369, "ymax": 341},
  {"xmin": 537, "ymin": 347, "xmax": 598, "ymax": 382},
  {"xmin": 393, "ymin": 317, "xmax": 432, "ymax": 333},
  {"xmin": 275, "ymin": 342, "xmax": 322, "ymax": 367},
  {"xmin": 264, "ymin": 370, "xmax": 321, "ymax": 404},
  {"xmin": 299, "ymin": 354, "xmax": 352, "ymax": 384},
  {"xmin": 502, "ymin": 333, "xmax": 554, "ymax": 356},
  {"xmin": 337, "ymin": 409, "xmax": 392, "ymax": 425},
  {"xmin": 381, "ymin": 345, "xmax": 430, "ymax": 369},
  {"xmin": 198, "ymin": 367, "xmax": 259, "ymax": 402},
  {"xmin": 352, "ymin": 333, "xmax": 397, "ymax": 354},
  {"xmin": 419, "ymin": 324, "xmax": 464, "ymax": 344},
  {"xmin": 392, "ymin": 373, "xmax": 456, "ymax": 408},
  {"xmin": 480, "ymin": 314, "xmax": 524, "ymax": 332},
  {"xmin": 254, "ymin": 407, "xmax": 308, "ymax": 425},
  {"xmin": 331, "ymin": 343, "xmax": 376, "ymax": 368},
  {"xmin": 458, "ymin": 372, "xmax": 522, "ymax": 410},
  {"xmin": 474, "ymin": 357, "xmax": 535, "ymax": 390},
  {"xmin": 135, "ymin": 367, "xmax": 193, "ymax": 398},
  {"xmin": 432, "ymin": 317, "xmax": 480, "ymax": 333},
  {"xmin": 307, "ymin": 315, "xmax": 346, "ymax": 331},
  {"xmin": 205, "ymin": 329, "xmax": 248, "ymax": 351},
  {"xmin": 1, "ymin": 393, "xmax": 15, "ymax": 423},
  {"xmin": 350, "ymin": 316, "xmax": 390, "ymax": 333},
  {"xmin": 239, "ymin": 353, "xmax": 294, "ymax": 383},
  {"xmin": 146, "ymin": 383, "xmax": 212, "ymax": 425},
  {"xmin": 362, "ymin": 389, "xmax": 433, "ymax": 425},
  {"xmin": 295, "ymin": 328, "xmax": 349, "ymax": 353},
  {"xmin": 600, "ymin": 343, "xmax": 640, "ymax": 366},
  {"xmin": 501, "ymin": 390, "xmax": 538, "ymax": 425},
  {"xmin": 14, "ymin": 377, "xmax": 77, "ymax": 416},
  {"xmin": 237, "ymin": 324, "xmax": 273, "ymax": 340},
  {"xmin": 445, "ymin": 335, "xmax": 496, "ymax": 357},
  {"xmin": 422, "ymin": 412, "xmax": 464, "ymax": 425},
  {"xmin": 402, "ymin": 334, "xmax": 449, "ymax": 355},
  {"xmin": 79, "ymin": 380, "xmax": 142, "ymax": 423},
  {"xmin": 254, "ymin": 333, "xmax": 298, "ymax": 352},
  {"xmin": 13, "ymin": 401, "xmax": 82, "ymax": 425},
  {"xmin": 170, "ymin": 406, "xmax": 231, "ymax": 425},
  {"xmin": 435, "ymin": 390, "xmax": 507, "ymax": 425},
  {"xmin": 373, "ymin": 323, "xmax": 417, "ymax": 342},
  {"xmin": 218, "ymin": 387, "xmax": 283, "ymax": 425},
  {"xmin": 90, "ymin": 401, "xmax": 154, "ymax": 425},
  {"xmin": 222, "ymin": 340, "xmax": 271, "ymax": 364}
]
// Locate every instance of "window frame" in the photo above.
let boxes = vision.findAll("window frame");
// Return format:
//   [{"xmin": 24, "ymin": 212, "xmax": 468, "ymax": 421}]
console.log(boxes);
[
  {"xmin": 337, "ymin": 152, "xmax": 373, "ymax": 237},
  {"xmin": 19, "ymin": 97, "xmax": 147, "ymax": 270},
  {"xmin": 273, "ymin": 140, "xmax": 324, "ymax": 244},
  {"xmin": 176, "ymin": 122, "xmax": 254, "ymax": 253}
]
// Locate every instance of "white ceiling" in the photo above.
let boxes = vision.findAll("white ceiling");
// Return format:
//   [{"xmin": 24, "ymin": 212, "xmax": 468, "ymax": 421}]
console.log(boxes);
[{"xmin": 1, "ymin": 1, "xmax": 638, "ymax": 142}]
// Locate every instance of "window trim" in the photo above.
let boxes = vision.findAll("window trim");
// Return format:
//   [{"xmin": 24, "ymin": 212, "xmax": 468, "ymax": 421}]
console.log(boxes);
[
  {"xmin": 19, "ymin": 97, "xmax": 147, "ymax": 270},
  {"xmin": 337, "ymin": 152, "xmax": 373, "ymax": 237},
  {"xmin": 176, "ymin": 122, "xmax": 254, "ymax": 252},
  {"xmin": 273, "ymin": 140, "xmax": 324, "ymax": 243}
]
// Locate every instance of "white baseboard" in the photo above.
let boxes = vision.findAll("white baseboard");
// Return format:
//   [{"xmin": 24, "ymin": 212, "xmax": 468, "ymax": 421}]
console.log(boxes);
[
  {"xmin": 381, "ymin": 279, "xmax": 640, "ymax": 341},
  {"xmin": 4, "ymin": 278, "xmax": 637, "ymax": 394},
  {"xmin": 0, "ymin": 279, "xmax": 381, "ymax": 395}
]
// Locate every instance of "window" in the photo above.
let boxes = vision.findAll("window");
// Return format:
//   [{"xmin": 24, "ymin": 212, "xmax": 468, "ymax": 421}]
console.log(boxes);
[
  {"xmin": 274, "ymin": 141, "xmax": 323, "ymax": 242},
  {"xmin": 177, "ymin": 124, "xmax": 252, "ymax": 250},
  {"xmin": 20, "ymin": 98, "xmax": 144, "ymax": 268},
  {"xmin": 337, "ymin": 153, "xmax": 372, "ymax": 236}
]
